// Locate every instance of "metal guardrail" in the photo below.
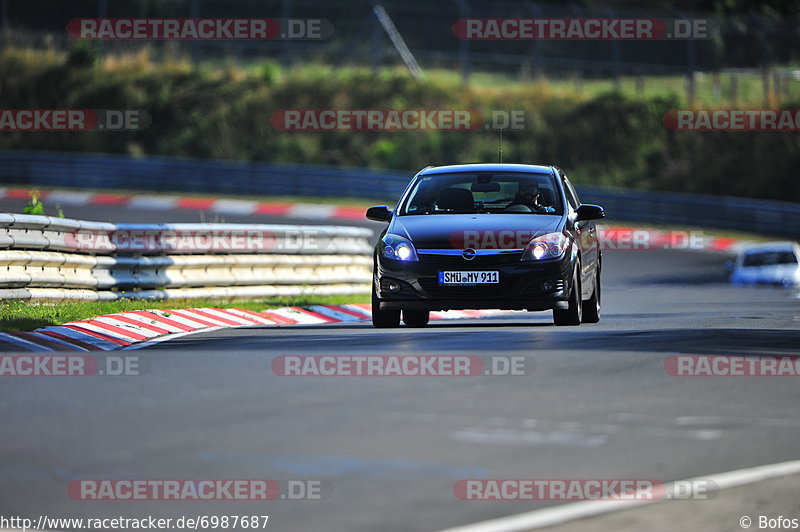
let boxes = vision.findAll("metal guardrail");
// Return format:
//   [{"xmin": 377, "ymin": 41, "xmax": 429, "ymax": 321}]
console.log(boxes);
[
  {"xmin": 1, "ymin": 150, "xmax": 799, "ymax": 239},
  {"xmin": 0, "ymin": 150, "xmax": 411, "ymax": 200},
  {"xmin": 0, "ymin": 213, "xmax": 373, "ymax": 300},
  {"xmin": 576, "ymin": 185, "xmax": 800, "ymax": 239}
]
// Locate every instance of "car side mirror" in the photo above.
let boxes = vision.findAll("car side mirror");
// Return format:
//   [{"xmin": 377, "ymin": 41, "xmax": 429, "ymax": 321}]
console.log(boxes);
[
  {"xmin": 576, "ymin": 204, "xmax": 605, "ymax": 221},
  {"xmin": 725, "ymin": 260, "xmax": 735, "ymax": 273},
  {"xmin": 366, "ymin": 205, "xmax": 393, "ymax": 223}
]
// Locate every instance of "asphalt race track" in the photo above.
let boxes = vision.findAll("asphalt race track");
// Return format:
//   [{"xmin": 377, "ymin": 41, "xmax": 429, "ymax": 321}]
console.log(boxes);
[{"xmin": 1, "ymin": 200, "xmax": 800, "ymax": 531}]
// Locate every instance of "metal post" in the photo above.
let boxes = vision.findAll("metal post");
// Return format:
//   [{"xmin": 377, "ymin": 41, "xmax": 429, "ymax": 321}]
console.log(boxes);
[
  {"xmin": 607, "ymin": 7, "xmax": 621, "ymax": 90},
  {"xmin": 525, "ymin": 2, "xmax": 542, "ymax": 80},
  {"xmin": 281, "ymin": 0, "xmax": 292, "ymax": 67},
  {"xmin": 756, "ymin": 14, "xmax": 770, "ymax": 107},
  {"xmin": 772, "ymin": 71, "xmax": 781, "ymax": 104},
  {"xmin": 782, "ymin": 72, "xmax": 790, "ymax": 100},
  {"xmin": 677, "ymin": 10, "xmax": 696, "ymax": 105},
  {"xmin": 371, "ymin": 8, "xmax": 380, "ymax": 73},
  {"xmin": 454, "ymin": 0, "xmax": 470, "ymax": 83},
  {"xmin": 712, "ymin": 72, "xmax": 720, "ymax": 102},
  {"xmin": 190, "ymin": 0, "xmax": 199, "ymax": 65},
  {"xmin": 520, "ymin": 61, "xmax": 531, "ymax": 81},
  {"xmin": 574, "ymin": 70, "xmax": 583, "ymax": 93},
  {"xmin": 0, "ymin": 0, "xmax": 9, "ymax": 46},
  {"xmin": 98, "ymin": 0, "xmax": 107, "ymax": 60}
]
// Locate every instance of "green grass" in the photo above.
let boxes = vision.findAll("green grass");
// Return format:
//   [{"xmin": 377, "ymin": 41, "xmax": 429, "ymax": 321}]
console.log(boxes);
[
  {"xmin": 16, "ymin": 46, "xmax": 789, "ymax": 108},
  {"xmin": 252, "ymin": 62, "xmax": 796, "ymax": 108},
  {"xmin": 193, "ymin": 60, "xmax": 797, "ymax": 108},
  {"xmin": 0, "ymin": 294, "xmax": 369, "ymax": 333},
  {"xmin": 467, "ymin": 71, "xmax": 788, "ymax": 107}
]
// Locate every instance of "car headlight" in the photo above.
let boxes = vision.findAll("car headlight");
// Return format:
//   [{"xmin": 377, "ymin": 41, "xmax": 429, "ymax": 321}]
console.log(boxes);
[
  {"xmin": 521, "ymin": 232, "xmax": 569, "ymax": 261},
  {"xmin": 381, "ymin": 234, "xmax": 419, "ymax": 262}
]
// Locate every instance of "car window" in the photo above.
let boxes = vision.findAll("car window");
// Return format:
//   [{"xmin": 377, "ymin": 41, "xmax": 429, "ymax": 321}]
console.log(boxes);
[
  {"xmin": 400, "ymin": 172, "xmax": 563, "ymax": 215},
  {"xmin": 742, "ymin": 251, "xmax": 799, "ymax": 267},
  {"xmin": 562, "ymin": 176, "xmax": 580, "ymax": 210}
]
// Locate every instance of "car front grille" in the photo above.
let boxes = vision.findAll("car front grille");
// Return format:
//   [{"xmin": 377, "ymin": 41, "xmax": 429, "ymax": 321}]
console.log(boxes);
[
  {"xmin": 418, "ymin": 252, "xmax": 523, "ymax": 267},
  {"xmin": 419, "ymin": 278, "xmax": 521, "ymax": 298},
  {"xmin": 418, "ymin": 277, "xmax": 564, "ymax": 299}
]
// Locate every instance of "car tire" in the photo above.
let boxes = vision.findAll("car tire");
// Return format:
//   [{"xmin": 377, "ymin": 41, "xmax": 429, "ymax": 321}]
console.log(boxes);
[
  {"xmin": 553, "ymin": 266, "xmax": 582, "ymax": 326},
  {"xmin": 372, "ymin": 285, "xmax": 400, "ymax": 328},
  {"xmin": 581, "ymin": 267, "xmax": 601, "ymax": 323},
  {"xmin": 403, "ymin": 310, "xmax": 430, "ymax": 327}
]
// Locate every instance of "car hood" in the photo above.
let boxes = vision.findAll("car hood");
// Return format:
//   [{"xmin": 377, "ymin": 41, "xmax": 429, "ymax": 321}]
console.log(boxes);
[{"xmin": 389, "ymin": 214, "xmax": 562, "ymax": 249}]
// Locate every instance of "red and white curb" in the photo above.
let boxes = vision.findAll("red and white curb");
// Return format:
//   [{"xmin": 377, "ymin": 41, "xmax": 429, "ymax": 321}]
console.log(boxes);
[
  {"xmin": 0, "ymin": 305, "xmax": 507, "ymax": 352},
  {"xmin": 0, "ymin": 187, "xmax": 367, "ymax": 221}
]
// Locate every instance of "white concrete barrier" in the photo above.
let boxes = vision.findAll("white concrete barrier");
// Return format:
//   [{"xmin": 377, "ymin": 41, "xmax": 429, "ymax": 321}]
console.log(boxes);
[{"xmin": 0, "ymin": 214, "xmax": 373, "ymax": 299}]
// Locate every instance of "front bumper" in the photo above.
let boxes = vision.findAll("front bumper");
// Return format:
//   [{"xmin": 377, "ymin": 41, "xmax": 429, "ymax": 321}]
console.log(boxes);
[{"xmin": 375, "ymin": 250, "xmax": 574, "ymax": 312}]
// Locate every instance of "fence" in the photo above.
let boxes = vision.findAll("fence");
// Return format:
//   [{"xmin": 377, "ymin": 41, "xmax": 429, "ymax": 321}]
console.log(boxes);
[
  {"xmin": 3, "ymin": 0, "xmax": 800, "ymax": 92},
  {"xmin": 0, "ymin": 212, "xmax": 373, "ymax": 300},
  {"xmin": 1, "ymin": 150, "xmax": 799, "ymax": 239}
]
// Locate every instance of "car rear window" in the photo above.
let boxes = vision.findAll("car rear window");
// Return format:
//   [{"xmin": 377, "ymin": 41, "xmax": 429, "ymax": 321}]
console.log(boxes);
[{"xmin": 742, "ymin": 251, "xmax": 799, "ymax": 267}]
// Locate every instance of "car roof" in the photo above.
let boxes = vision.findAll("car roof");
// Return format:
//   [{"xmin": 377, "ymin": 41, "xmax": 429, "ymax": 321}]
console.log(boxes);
[
  {"xmin": 740, "ymin": 241, "xmax": 800, "ymax": 254},
  {"xmin": 419, "ymin": 163, "xmax": 555, "ymax": 175}
]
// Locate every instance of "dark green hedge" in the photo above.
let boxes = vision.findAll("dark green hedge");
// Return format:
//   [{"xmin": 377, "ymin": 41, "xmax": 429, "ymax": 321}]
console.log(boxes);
[{"xmin": 1, "ymin": 50, "xmax": 798, "ymax": 201}]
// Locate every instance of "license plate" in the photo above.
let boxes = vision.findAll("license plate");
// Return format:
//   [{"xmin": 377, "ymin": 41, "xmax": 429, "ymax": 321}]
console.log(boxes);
[{"xmin": 438, "ymin": 271, "xmax": 499, "ymax": 285}]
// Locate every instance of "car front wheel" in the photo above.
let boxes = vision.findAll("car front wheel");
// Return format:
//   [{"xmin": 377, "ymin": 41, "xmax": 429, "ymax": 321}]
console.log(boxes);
[
  {"xmin": 553, "ymin": 265, "xmax": 582, "ymax": 326},
  {"xmin": 581, "ymin": 266, "xmax": 601, "ymax": 323},
  {"xmin": 372, "ymin": 284, "xmax": 400, "ymax": 328}
]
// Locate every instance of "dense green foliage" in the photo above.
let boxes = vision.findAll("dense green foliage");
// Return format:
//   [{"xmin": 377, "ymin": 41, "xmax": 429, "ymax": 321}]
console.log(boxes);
[{"xmin": 1, "ymin": 49, "xmax": 798, "ymax": 201}]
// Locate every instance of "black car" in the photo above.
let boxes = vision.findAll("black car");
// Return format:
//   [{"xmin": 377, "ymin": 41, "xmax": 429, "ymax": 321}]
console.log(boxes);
[{"xmin": 366, "ymin": 163, "xmax": 604, "ymax": 328}]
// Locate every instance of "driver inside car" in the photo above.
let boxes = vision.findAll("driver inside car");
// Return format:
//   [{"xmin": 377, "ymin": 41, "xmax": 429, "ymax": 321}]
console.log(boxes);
[{"xmin": 508, "ymin": 183, "xmax": 555, "ymax": 213}]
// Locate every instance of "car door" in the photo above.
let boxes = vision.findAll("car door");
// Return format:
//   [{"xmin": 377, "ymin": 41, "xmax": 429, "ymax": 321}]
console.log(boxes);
[{"xmin": 561, "ymin": 172, "xmax": 598, "ymax": 296}]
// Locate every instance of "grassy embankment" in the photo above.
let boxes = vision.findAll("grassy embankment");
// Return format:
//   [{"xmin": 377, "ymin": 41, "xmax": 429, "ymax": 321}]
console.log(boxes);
[{"xmin": 0, "ymin": 46, "xmax": 798, "ymax": 201}]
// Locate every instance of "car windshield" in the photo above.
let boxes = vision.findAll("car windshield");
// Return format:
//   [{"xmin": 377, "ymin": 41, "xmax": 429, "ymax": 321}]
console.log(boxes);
[
  {"xmin": 399, "ymin": 172, "xmax": 563, "ymax": 215},
  {"xmin": 742, "ymin": 251, "xmax": 799, "ymax": 267}
]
